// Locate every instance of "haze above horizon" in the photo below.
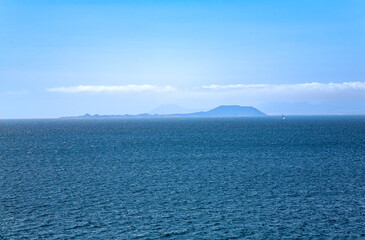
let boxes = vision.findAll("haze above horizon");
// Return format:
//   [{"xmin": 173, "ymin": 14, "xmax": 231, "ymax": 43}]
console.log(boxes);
[{"xmin": 1, "ymin": 0, "xmax": 365, "ymax": 118}]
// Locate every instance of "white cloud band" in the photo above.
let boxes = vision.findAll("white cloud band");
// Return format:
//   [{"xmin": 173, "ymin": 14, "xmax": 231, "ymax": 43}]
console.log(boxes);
[{"xmin": 202, "ymin": 82, "xmax": 365, "ymax": 91}]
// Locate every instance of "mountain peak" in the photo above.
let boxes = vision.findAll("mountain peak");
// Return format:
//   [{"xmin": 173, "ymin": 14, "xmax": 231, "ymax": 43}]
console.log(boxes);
[{"xmin": 204, "ymin": 105, "xmax": 266, "ymax": 117}]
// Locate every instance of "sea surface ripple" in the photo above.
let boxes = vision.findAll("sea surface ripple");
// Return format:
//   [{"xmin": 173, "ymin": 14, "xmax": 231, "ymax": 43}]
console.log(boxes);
[{"xmin": 1, "ymin": 117, "xmax": 365, "ymax": 239}]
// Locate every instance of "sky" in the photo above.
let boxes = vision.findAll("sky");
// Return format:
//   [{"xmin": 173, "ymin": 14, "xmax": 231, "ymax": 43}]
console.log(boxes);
[{"xmin": 1, "ymin": 0, "xmax": 365, "ymax": 118}]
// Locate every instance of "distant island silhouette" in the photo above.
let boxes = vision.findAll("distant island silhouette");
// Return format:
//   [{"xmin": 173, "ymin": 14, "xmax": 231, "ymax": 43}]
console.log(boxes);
[{"xmin": 64, "ymin": 105, "xmax": 266, "ymax": 118}]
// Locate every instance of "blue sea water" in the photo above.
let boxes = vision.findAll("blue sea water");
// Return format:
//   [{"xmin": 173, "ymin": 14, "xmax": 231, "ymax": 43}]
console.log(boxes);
[{"xmin": 1, "ymin": 117, "xmax": 365, "ymax": 239}]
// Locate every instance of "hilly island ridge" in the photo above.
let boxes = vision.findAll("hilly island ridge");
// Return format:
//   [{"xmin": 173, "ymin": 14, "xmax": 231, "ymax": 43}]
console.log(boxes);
[{"xmin": 65, "ymin": 105, "xmax": 266, "ymax": 118}]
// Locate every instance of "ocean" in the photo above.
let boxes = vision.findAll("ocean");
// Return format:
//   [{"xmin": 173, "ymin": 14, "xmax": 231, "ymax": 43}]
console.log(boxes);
[{"xmin": 1, "ymin": 117, "xmax": 365, "ymax": 239}]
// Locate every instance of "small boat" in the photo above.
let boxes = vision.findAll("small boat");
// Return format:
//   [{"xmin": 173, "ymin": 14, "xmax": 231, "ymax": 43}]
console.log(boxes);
[{"xmin": 281, "ymin": 115, "xmax": 286, "ymax": 120}]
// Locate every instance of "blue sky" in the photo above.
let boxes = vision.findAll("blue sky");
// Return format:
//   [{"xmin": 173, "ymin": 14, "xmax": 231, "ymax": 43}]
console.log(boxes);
[{"xmin": 1, "ymin": 0, "xmax": 365, "ymax": 117}]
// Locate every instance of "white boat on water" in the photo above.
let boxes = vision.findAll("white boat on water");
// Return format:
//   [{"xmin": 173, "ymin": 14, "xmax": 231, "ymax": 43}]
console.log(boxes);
[{"xmin": 281, "ymin": 115, "xmax": 286, "ymax": 120}]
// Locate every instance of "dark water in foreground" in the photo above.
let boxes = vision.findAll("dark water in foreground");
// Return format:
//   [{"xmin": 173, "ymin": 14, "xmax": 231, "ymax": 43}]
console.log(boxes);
[{"xmin": 1, "ymin": 117, "xmax": 365, "ymax": 239}]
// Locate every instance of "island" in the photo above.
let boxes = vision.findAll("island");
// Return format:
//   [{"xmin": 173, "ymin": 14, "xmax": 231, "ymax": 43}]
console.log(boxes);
[{"xmin": 63, "ymin": 105, "xmax": 266, "ymax": 118}]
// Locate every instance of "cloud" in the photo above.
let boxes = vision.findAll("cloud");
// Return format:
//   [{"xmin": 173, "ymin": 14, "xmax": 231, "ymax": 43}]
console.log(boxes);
[
  {"xmin": 47, "ymin": 82, "xmax": 365, "ymax": 94},
  {"xmin": 198, "ymin": 82, "xmax": 365, "ymax": 105},
  {"xmin": 202, "ymin": 82, "xmax": 365, "ymax": 91},
  {"xmin": 47, "ymin": 84, "xmax": 176, "ymax": 93}
]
